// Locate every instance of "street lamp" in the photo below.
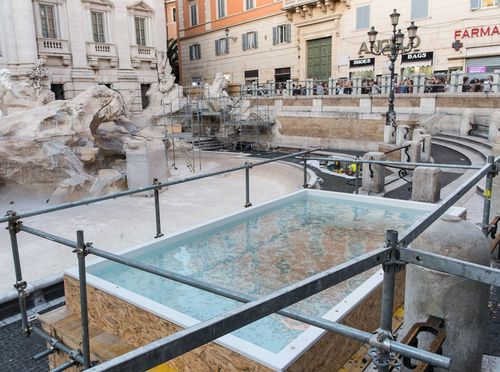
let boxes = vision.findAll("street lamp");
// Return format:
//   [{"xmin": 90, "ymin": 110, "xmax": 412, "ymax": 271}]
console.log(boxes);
[{"xmin": 366, "ymin": 10, "xmax": 418, "ymax": 141}]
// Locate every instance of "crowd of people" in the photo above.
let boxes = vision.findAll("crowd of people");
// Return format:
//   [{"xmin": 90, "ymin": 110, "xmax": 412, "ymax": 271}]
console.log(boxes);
[{"xmin": 267, "ymin": 74, "xmax": 496, "ymax": 96}]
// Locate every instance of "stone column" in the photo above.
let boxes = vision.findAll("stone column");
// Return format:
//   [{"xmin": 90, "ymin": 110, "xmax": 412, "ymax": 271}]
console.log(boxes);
[
  {"xmin": 384, "ymin": 125, "xmax": 396, "ymax": 144},
  {"xmin": 401, "ymin": 141, "xmax": 421, "ymax": 163},
  {"xmin": 411, "ymin": 167, "xmax": 441, "ymax": 203},
  {"xmin": 396, "ymin": 125, "xmax": 411, "ymax": 147},
  {"xmin": 11, "ymin": 0, "xmax": 38, "ymax": 69},
  {"xmin": 488, "ymin": 111, "xmax": 500, "ymax": 143},
  {"xmin": 460, "ymin": 109, "xmax": 474, "ymax": 136},
  {"xmin": 402, "ymin": 216, "xmax": 490, "ymax": 372},
  {"xmin": 420, "ymin": 134, "xmax": 432, "ymax": 163},
  {"xmin": 362, "ymin": 152, "xmax": 385, "ymax": 193}
]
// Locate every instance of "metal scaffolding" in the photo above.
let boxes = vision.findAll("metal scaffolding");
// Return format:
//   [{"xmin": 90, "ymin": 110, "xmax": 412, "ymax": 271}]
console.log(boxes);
[{"xmin": 2, "ymin": 151, "xmax": 500, "ymax": 372}]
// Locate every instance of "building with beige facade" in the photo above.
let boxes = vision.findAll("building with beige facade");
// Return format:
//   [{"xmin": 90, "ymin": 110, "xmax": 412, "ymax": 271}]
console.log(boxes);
[
  {"xmin": 177, "ymin": 0, "xmax": 500, "ymax": 86},
  {"xmin": 0, "ymin": 0, "xmax": 167, "ymax": 113}
]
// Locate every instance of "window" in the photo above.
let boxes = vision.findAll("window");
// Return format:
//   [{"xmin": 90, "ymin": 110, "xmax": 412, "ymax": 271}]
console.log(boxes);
[
  {"xmin": 40, "ymin": 4, "xmax": 56, "ymax": 38},
  {"xmin": 190, "ymin": 2, "xmax": 198, "ymax": 26},
  {"xmin": 242, "ymin": 31, "xmax": 258, "ymax": 50},
  {"xmin": 172, "ymin": 8, "xmax": 176, "ymax": 22},
  {"xmin": 411, "ymin": 0, "xmax": 428, "ymax": 19},
  {"xmin": 140, "ymin": 84, "xmax": 150, "ymax": 109},
  {"xmin": 471, "ymin": 0, "xmax": 500, "ymax": 8},
  {"xmin": 356, "ymin": 5, "xmax": 370, "ymax": 30},
  {"xmin": 244, "ymin": 69, "xmax": 259, "ymax": 83},
  {"xmin": 272, "ymin": 24, "xmax": 291, "ymax": 45},
  {"xmin": 217, "ymin": 0, "xmax": 226, "ymax": 18},
  {"xmin": 215, "ymin": 38, "xmax": 229, "ymax": 55},
  {"xmin": 245, "ymin": 0, "xmax": 255, "ymax": 10},
  {"xmin": 134, "ymin": 17, "xmax": 147, "ymax": 46},
  {"xmin": 50, "ymin": 84, "xmax": 65, "ymax": 100},
  {"xmin": 189, "ymin": 43, "xmax": 201, "ymax": 60},
  {"xmin": 91, "ymin": 11, "xmax": 106, "ymax": 43}
]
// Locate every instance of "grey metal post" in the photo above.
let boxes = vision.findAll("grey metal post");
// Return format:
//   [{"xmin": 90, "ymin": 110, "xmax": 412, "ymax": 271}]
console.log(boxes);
[
  {"xmin": 303, "ymin": 156, "xmax": 309, "ymax": 188},
  {"xmin": 153, "ymin": 178, "xmax": 164, "ymax": 238},
  {"xmin": 371, "ymin": 229, "xmax": 399, "ymax": 372},
  {"xmin": 76, "ymin": 230, "xmax": 91, "ymax": 369},
  {"xmin": 354, "ymin": 157, "xmax": 360, "ymax": 194},
  {"xmin": 7, "ymin": 211, "xmax": 30, "ymax": 335},
  {"xmin": 482, "ymin": 156, "xmax": 496, "ymax": 235},
  {"xmin": 244, "ymin": 163, "xmax": 252, "ymax": 208}
]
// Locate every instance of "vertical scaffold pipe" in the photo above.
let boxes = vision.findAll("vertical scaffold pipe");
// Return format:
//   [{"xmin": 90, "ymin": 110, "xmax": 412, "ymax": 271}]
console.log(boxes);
[
  {"xmin": 245, "ymin": 163, "xmax": 252, "ymax": 208},
  {"xmin": 354, "ymin": 157, "xmax": 360, "ymax": 194},
  {"xmin": 376, "ymin": 229, "xmax": 399, "ymax": 372},
  {"xmin": 303, "ymin": 156, "xmax": 309, "ymax": 188},
  {"xmin": 153, "ymin": 178, "xmax": 164, "ymax": 238},
  {"xmin": 76, "ymin": 230, "xmax": 91, "ymax": 369},
  {"xmin": 482, "ymin": 156, "xmax": 495, "ymax": 236},
  {"xmin": 7, "ymin": 212, "xmax": 30, "ymax": 335}
]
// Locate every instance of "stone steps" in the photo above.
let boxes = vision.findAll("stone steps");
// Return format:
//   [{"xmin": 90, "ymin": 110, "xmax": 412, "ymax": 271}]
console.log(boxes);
[{"xmin": 432, "ymin": 136, "xmax": 489, "ymax": 163}]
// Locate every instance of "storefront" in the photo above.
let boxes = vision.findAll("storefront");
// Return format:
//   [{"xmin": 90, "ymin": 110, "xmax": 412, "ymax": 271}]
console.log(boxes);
[
  {"xmin": 349, "ymin": 57, "xmax": 375, "ymax": 78},
  {"xmin": 400, "ymin": 52, "xmax": 433, "ymax": 77},
  {"xmin": 466, "ymin": 56, "xmax": 500, "ymax": 78}
]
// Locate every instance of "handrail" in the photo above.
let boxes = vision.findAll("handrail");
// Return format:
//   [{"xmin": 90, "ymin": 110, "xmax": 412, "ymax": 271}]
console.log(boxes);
[{"xmin": 0, "ymin": 148, "xmax": 320, "ymax": 223}]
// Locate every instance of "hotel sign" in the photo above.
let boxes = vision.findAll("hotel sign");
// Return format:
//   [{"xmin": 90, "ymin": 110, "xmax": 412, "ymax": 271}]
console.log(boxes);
[
  {"xmin": 358, "ymin": 36, "xmax": 421, "ymax": 55},
  {"xmin": 401, "ymin": 51, "xmax": 433, "ymax": 63},
  {"xmin": 349, "ymin": 57, "xmax": 375, "ymax": 68}
]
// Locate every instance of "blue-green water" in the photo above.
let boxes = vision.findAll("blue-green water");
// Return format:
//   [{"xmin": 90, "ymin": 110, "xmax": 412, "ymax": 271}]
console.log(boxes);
[{"xmin": 89, "ymin": 196, "xmax": 426, "ymax": 353}]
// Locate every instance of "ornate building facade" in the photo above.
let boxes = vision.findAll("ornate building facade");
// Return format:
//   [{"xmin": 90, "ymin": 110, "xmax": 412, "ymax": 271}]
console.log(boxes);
[
  {"xmin": 177, "ymin": 0, "xmax": 500, "ymax": 85},
  {"xmin": 0, "ymin": 0, "xmax": 167, "ymax": 113}
]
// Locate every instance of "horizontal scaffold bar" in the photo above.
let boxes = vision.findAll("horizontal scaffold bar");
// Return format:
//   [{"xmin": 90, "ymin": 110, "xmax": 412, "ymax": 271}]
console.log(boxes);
[
  {"xmin": 0, "ymin": 149, "xmax": 320, "ymax": 224},
  {"xmin": 400, "ymin": 248, "xmax": 500, "ymax": 287},
  {"xmin": 300, "ymin": 156, "xmax": 486, "ymax": 170}
]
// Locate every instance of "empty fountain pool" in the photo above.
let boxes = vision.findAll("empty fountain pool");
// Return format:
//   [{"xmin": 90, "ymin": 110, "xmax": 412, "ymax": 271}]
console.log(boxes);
[{"xmin": 64, "ymin": 190, "xmax": 464, "ymax": 371}]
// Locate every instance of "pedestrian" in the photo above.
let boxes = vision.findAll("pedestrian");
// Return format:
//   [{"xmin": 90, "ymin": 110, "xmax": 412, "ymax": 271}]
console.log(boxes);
[
  {"xmin": 316, "ymin": 83, "xmax": 324, "ymax": 96},
  {"xmin": 483, "ymin": 75, "xmax": 493, "ymax": 93},
  {"xmin": 462, "ymin": 77, "xmax": 471, "ymax": 92}
]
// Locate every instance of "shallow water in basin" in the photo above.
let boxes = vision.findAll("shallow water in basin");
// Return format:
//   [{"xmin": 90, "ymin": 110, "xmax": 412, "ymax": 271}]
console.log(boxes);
[{"xmin": 90, "ymin": 196, "xmax": 426, "ymax": 353}]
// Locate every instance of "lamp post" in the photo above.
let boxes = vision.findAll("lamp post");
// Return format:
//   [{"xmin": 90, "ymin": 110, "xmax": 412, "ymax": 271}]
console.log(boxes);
[{"xmin": 367, "ymin": 9, "xmax": 418, "ymax": 144}]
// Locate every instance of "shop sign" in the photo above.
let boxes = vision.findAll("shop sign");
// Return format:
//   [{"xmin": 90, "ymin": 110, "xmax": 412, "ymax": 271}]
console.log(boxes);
[
  {"xmin": 468, "ymin": 66, "xmax": 487, "ymax": 73},
  {"xmin": 401, "ymin": 51, "xmax": 433, "ymax": 63},
  {"xmin": 358, "ymin": 36, "xmax": 421, "ymax": 55},
  {"xmin": 349, "ymin": 57, "xmax": 375, "ymax": 68},
  {"xmin": 454, "ymin": 25, "xmax": 500, "ymax": 39}
]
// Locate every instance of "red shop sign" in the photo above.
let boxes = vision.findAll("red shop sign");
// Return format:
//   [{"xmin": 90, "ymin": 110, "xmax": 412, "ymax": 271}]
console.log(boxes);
[{"xmin": 454, "ymin": 25, "xmax": 500, "ymax": 39}]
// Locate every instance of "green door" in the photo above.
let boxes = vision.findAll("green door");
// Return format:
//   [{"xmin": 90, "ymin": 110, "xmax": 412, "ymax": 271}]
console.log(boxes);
[{"xmin": 307, "ymin": 37, "xmax": 332, "ymax": 80}]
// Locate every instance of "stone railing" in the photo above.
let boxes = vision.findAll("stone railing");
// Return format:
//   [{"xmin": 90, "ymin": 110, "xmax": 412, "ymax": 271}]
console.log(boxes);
[
  {"xmin": 37, "ymin": 38, "xmax": 70, "ymax": 55},
  {"xmin": 131, "ymin": 45, "xmax": 156, "ymax": 60},
  {"xmin": 86, "ymin": 42, "xmax": 118, "ymax": 58}
]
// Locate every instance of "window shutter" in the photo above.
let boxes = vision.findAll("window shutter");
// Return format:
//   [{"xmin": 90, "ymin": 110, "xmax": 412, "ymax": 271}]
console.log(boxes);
[
  {"xmin": 272, "ymin": 26, "xmax": 277, "ymax": 45},
  {"xmin": 411, "ymin": 0, "xmax": 428, "ymax": 20},
  {"xmin": 470, "ymin": 0, "xmax": 480, "ymax": 9},
  {"xmin": 215, "ymin": 40, "xmax": 220, "ymax": 55},
  {"xmin": 197, "ymin": 44, "xmax": 201, "ymax": 59},
  {"xmin": 285, "ymin": 24, "xmax": 291, "ymax": 43},
  {"xmin": 189, "ymin": 46, "xmax": 193, "ymax": 60},
  {"xmin": 254, "ymin": 31, "xmax": 258, "ymax": 49},
  {"xmin": 226, "ymin": 39, "xmax": 229, "ymax": 53},
  {"xmin": 242, "ymin": 33, "xmax": 247, "ymax": 50},
  {"xmin": 356, "ymin": 6, "xmax": 369, "ymax": 30}
]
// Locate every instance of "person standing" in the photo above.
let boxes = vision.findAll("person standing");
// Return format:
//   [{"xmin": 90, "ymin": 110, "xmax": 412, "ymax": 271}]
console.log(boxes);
[{"xmin": 483, "ymin": 75, "xmax": 493, "ymax": 93}]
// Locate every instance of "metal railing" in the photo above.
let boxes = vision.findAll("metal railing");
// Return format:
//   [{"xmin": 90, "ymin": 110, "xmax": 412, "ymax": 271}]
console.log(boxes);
[
  {"xmin": 3, "ymin": 152, "xmax": 500, "ymax": 372},
  {"xmin": 238, "ymin": 71, "xmax": 500, "ymax": 98}
]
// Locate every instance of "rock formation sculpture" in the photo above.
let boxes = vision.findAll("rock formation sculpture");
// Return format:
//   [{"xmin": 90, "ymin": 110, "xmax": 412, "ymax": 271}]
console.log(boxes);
[
  {"xmin": 204, "ymin": 72, "xmax": 232, "ymax": 112},
  {"xmin": 142, "ymin": 51, "xmax": 186, "ymax": 127},
  {"xmin": 0, "ymin": 84, "xmax": 134, "ymax": 202}
]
